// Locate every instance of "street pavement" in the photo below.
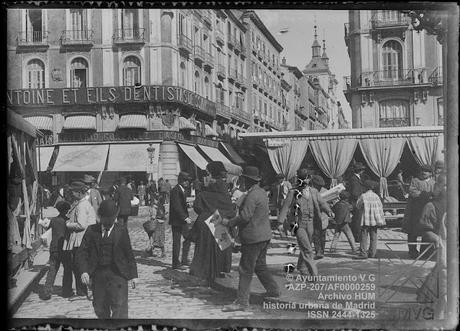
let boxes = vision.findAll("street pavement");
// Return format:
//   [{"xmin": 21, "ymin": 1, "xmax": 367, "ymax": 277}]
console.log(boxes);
[{"xmin": 14, "ymin": 205, "xmax": 435, "ymax": 320}]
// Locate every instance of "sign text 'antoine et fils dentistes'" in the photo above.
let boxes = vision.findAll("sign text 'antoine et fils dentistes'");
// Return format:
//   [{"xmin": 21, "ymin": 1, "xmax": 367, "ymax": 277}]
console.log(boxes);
[{"xmin": 6, "ymin": 85, "xmax": 217, "ymax": 117}]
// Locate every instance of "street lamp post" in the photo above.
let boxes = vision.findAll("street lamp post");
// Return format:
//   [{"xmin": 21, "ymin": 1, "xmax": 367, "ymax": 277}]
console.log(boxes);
[{"xmin": 146, "ymin": 143, "xmax": 155, "ymax": 182}]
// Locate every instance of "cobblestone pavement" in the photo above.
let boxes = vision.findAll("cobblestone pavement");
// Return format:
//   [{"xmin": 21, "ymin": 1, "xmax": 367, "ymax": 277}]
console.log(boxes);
[{"xmin": 14, "ymin": 206, "xmax": 430, "ymax": 320}]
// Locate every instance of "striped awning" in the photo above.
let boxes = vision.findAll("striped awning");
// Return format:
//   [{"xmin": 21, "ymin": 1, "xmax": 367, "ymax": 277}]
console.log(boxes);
[
  {"xmin": 178, "ymin": 143, "xmax": 208, "ymax": 170},
  {"xmin": 220, "ymin": 142, "xmax": 245, "ymax": 165},
  {"xmin": 205, "ymin": 124, "xmax": 218, "ymax": 137},
  {"xmin": 197, "ymin": 145, "xmax": 242, "ymax": 175},
  {"xmin": 118, "ymin": 114, "xmax": 147, "ymax": 130},
  {"xmin": 179, "ymin": 116, "xmax": 196, "ymax": 131},
  {"xmin": 37, "ymin": 146, "xmax": 55, "ymax": 171},
  {"xmin": 24, "ymin": 116, "xmax": 53, "ymax": 131},
  {"xmin": 107, "ymin": 143, "xmax": 159, "ymax": 172},
  {"xmin": 63, "ymin": 115, "xmax": 96, "ymax": 130},
  {"xmin": 53, "ymin": 144, "xmax": 109, "ymax": 172}
]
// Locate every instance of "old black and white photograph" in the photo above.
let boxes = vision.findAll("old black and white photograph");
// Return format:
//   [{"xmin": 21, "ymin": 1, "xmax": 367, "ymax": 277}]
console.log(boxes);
[{"xmin": 5, "ymin": 2, "xmax": 459, "ymax": 330}]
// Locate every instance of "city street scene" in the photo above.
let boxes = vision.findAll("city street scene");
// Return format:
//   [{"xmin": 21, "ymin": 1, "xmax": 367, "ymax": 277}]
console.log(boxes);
[{"xmin": 6, "ymin": 4, "xmax": 458, "ymax": 331}]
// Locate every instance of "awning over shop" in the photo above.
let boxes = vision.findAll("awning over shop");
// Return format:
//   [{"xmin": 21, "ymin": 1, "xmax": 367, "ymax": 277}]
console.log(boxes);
[
  {"xmin": 198, "ymin": 145, "xmax": 242, "ymax": 175},
  {"xmin": 53, "ymin": 144, "xmax": 109, "ymax": 172},
  {"xmin": 25, "ymin": 116, "xmax": 53, "ymax": 131},
  {"xmin": 204, "ymin": 124, "xmax": 218, "ymax": 137},
  {"xmin": 37, "ymin": 146, "xmax": 55, "ymax": 171},
  {"xmin": 106, "ymin": 143, "xmax": 159, "ymax": 172},
  {"xmin": 63, "ymin": 115, "xmax": 96, "ymax": 130},
  {"xmin": 219, "ymin": 142, "xmax": 245, "ymax": 165},
  {"xmin": 118, "ymin": 114, "xmax": 148, "ymax": 130},
  {"xmin": 178, "ymin": 143, "xmax": 208, "ymax": 170},
  {"xmin": 179, "ymin": 116, "xmax": 196, "ymax": 131}
]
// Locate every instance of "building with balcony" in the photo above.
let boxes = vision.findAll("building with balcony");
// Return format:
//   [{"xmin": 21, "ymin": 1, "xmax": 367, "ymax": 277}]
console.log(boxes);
[
  {"xmin": 238, "ymin": 10, "xmax": 287, "ymax": 133},
  {"xmin": 7, "ymin": 8, "xmax": 248, "ymax": 188},
  {"xmin": 302, "ymin": 25, "xmax": 339, "ymax": 129},
  {"xmin": 343, "ymin": 10, "xmax": 443, "ymax": 128}
]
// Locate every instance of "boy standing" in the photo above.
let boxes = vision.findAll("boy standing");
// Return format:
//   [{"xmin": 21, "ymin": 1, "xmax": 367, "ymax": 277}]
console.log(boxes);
[
  {"xmin": 330, "ymin": 191, "xmax": 357, "ymax": 254},
  {"xmin": 39, "ymin": 201, "xmax": 71, "ymax": 300},
  {"xmin": 354, "ymin": 180, "xmax": 385, "ymax": 259}
]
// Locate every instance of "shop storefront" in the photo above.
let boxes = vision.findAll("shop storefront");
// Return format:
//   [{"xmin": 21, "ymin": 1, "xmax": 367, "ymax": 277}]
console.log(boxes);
[{"xmin": 8, "ymin": 85, "xmax": 244, "ymax": 190}]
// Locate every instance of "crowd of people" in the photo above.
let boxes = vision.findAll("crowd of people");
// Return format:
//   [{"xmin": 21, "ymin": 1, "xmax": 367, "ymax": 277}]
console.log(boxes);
[{"xmin": 37, "ymin": 156, "xmax": 447, "ymax": 317}]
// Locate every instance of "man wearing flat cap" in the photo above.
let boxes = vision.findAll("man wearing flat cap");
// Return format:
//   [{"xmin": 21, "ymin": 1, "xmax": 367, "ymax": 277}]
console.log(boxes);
[
  {"xmin": 82, "ymin": 174, "xmax": 103, "ymax": 219},
  {"xmin": 169, "ymin": 172, "xmax": 192, "ymax": 269},
  {"xmin": 77, "ymin": 199, "xmax": 138, "ymax": 318},
  {"xmin": 403, "ymin": 165, "xmax": 435, "ymax": 259},
  {"xmin": 222, "ymin": 166, "xmax": 280, "ymax": 312},
  {"xmin": 348, "ymin": 162, "xmax": 367, "ymax": 242},
  {"xmin": 62, "ymin": 181, "xmax": 97, "ymax": 297},
  {"xmin": 278, "ymin": 168, "xmax": 334, "ymax": 276}
]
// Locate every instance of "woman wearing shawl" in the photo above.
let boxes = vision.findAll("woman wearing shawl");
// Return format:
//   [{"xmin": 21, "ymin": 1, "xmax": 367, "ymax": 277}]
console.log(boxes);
[{"xmin": 189, "ymin": 161, "xmax": 237, "ymax": 286}]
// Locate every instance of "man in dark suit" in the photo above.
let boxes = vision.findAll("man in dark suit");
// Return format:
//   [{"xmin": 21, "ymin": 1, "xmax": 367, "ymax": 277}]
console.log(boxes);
[
  {"xmin": 348, "ymin": 162, "xmax": 367, "ymax": 242},
  {"xmin": 77, "ymin": 199, "xmax": 138, "ymax": 319},
  {"xmin": 169, "ymin": 172, "xmax": 192, "ymax": 270},
  {"xmin": 114, "ymin": 177, "xmax": 134, "ymax": 226}
]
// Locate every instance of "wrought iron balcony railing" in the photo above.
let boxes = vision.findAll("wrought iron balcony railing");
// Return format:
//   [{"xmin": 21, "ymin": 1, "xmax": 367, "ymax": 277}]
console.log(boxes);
[
  {"xmin": 217, "ymin": 64, "xmax": 226, "ymax": 78},
  {"xmin": 61, "ymin": 29, "xmax": 95, "ymax": 45},
  {"xmin": 193, "ymin": 45, "xmax": 205, "ymax": 63},
  {"xmin": 216, "ymin": 29, "xmax": 225, "ymax": 45},
  {"xmin": 379, "ymin": 118, "xmax": 410, "ymax": 128},
  {"xmin": 228, "ymin": 68, "xmax": 237, "ymax": 82},
  {"xmin": 230, "ymin": 107, "xmax": 251, "ymax": 124},
  {"xmin": 371, "ymin": 12, "xmax": 410, "ymax": 29},
  {"xmin": 17, "ymin": 31, "xmax": 49, "ymax": 47},
  {"xmin": 204, "ymin": 51, "xmax": 214, "ymax": 69},
  {"xmin": 178, "ymin": 34, "xmax": 192, "ymax": 53},
  {"xmin": 216, "ymin": 102, "xmax": 231, "ymax": 118},
  {"xmin": 344, "ymin": 68, "xmax": 441, "ymax": 89},
  {"xmin": 227, "ymin": 34, "xmax": 234, "ymax": 48},
  {"xmin": 233, "ymin": 37, "xmax": 241, "ymax": 53},
  {"xmin": 113, "ymin": 28, "xmax": 145, "ymax": 43}
]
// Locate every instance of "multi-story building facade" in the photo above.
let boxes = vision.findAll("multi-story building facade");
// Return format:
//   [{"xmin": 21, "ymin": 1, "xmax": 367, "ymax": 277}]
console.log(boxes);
[
  {"xmin": 343, "ymin": 10, "xmax": 443, "ymax": 128},
  {"xmin": 7, "ymin": 8, "xmax": 251, "ymax": 187},
  {"xmin": 239, "ymin": 10, "xmax": 287, "ymax": 132}
]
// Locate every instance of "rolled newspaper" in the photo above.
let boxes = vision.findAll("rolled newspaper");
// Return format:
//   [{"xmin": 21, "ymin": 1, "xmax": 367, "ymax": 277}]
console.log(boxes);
[{"xmin": 320, "ymin": 184, "xmax": 346, "ymax": 203}]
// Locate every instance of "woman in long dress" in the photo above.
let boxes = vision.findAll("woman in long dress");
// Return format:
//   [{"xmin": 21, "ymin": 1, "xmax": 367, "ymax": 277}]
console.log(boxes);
[{"xmin": 189, "ymin": 161, "xmax": 236, "ymax": 286}]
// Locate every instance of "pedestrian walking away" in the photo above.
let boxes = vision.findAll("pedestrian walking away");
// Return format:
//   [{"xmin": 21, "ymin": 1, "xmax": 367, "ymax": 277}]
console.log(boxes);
[
  {"xmin": 330, "ymin": 190, "xmax": 358, "ymax": 254},
  {"xmin": 354, "ymin": 180, "xmax": 385, "ymax": 259},
  {"xmin": 77, "ymin": 199, "xmax": 138, "ymax": 319},
  {"xmin": 222, "ymin": 166, "xmax": 280, "ymax": 312},
  {"xmin": 82, "ymin": 174, "xmax": 103, "ymax": 222},
  {"xmin": 169, "ymin": 172, "xmax": 192, "ymax": 270},
  {"xmin": 38, "ymin": 201, "xmax": 71, "ymax": 300},
  {"xmin": 114, "ymin": 177, "xmax": 134, "ymax": 226},
  {"xmin": 62, "ymin": 181, "xmax": 97, "ymax": 298}
]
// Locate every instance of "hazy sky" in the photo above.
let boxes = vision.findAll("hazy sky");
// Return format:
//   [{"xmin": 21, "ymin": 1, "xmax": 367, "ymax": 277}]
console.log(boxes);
[{"xmin": 256, "ymin": 10, "xmax": 352, "ymax": 121}]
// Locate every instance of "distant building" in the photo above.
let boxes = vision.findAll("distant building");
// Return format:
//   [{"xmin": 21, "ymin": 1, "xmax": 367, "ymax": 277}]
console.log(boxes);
[
  {"xmin": 343, "ymin": 10, "xmax": 443, "ymax": 128},
  {"xmin": 302, "ymin": 25, "xmax": 339, "ymax": 129}
]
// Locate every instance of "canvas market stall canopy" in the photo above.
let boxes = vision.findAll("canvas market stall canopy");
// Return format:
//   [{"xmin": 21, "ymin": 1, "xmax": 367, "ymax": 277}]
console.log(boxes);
[{"xmin": 240, "ymin": 126, "xmax": 444, "ymax": 198}]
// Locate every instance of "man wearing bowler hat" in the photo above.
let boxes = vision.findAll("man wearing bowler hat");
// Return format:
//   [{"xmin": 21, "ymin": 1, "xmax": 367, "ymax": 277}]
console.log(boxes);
[
  {"xmin": 348, "ymin": 162, "xmax": 367, "ymax": 242},
  {"xmin": 222, "ymin": 166, "xmax": 280, "ymax": 312},
  {"xmin": 82, "ymin": 174, "xmax": 103, "ymax": 219},
  {"xmin": 77, "ymin": 199, "xmax": 138, "ymax": 319},
  {"xmin": 169, "ymin": 172, "xmax": 192, "ymax": 269}
]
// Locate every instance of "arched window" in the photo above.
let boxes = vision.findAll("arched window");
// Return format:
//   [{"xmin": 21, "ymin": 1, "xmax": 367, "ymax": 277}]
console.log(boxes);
[
  {"xmin": 180, "ymin": 62, "xmax": 186, "ymax": 87},
  {"xmin": 194, "ymin": 71, "xmax": 201, "ymax": 94},
  {"xmin": 70, "ymin": 57, "xmax": 88, "ymax": 87},
  {"xmin": 160, "ymin": 12, "xmax": 172, "ymax": 43},
  {"xmin": 27, "ymin": 59, "xmax": 45, "ymax": 88},
  {"xmin": 379, "ymin": 99, "xmax": 410, "ymax": 127},
  {"xmin": 382, "ymin": 40, "xmax": 402, "ymax": 79},
  {"xmin": 123, "ymin": 56, "xmax": 141, "ymax": 86},
  {"xmin": 204, "ymin": 76, "xmax": 210, "ymax": 99}
]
